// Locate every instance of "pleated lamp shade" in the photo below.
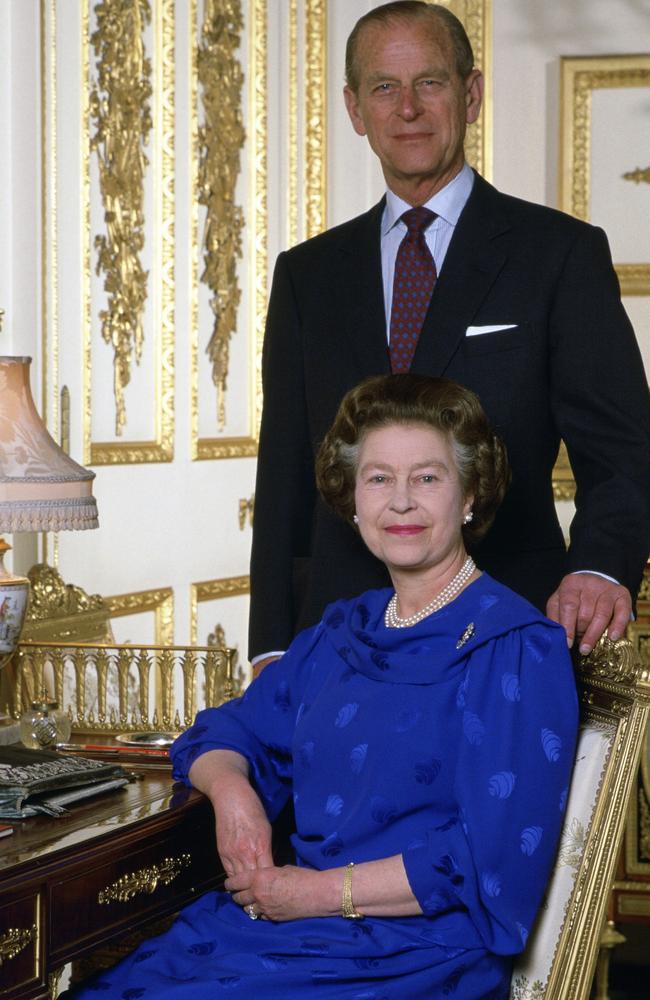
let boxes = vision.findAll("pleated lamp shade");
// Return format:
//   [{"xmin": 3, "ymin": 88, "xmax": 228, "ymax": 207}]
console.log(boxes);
[{"xmin": 0, "ymin": 356, "xmax": 99, "ymax": 532}]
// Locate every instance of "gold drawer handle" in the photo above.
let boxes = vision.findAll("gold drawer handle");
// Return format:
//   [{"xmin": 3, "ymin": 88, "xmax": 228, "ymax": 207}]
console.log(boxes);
[
  {"xmin": 0, "ymin": 925, "xmax": 37, "ymax": 966},
  {"xmin": 98, "ymin": 853, "xmax": 191, "ymax": 904}
]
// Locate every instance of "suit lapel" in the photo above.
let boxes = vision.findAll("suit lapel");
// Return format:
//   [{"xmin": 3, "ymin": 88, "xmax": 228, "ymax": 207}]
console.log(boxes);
[
  {"xmin": 412, "ymin": 174, "xmax": 511, "ymax": 376},
  {"xmin": 334, "ymin": 199, "xmax": 391, "ymax": 378}
]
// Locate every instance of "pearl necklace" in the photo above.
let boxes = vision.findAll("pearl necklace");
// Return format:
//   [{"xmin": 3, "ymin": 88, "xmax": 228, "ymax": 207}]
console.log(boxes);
[{"xmin": 384, "ymin": 556, "xmax": 476, "ymax": 628}]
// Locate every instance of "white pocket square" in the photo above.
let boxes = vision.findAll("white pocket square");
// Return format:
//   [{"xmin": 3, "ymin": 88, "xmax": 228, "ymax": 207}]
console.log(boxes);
[{"xmin": 465, "ymin": 324, "xmax": 518, "ymax": 337}]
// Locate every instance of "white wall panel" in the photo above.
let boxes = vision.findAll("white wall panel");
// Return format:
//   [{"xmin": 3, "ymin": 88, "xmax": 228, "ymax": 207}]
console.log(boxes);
[{"xmin": 2, "ymin": 0, "xmax": 647, "ymax": 657}]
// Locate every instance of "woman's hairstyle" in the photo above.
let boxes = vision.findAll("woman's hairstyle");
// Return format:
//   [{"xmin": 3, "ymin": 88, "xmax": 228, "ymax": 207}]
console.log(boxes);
[{"xmin": 315, "ymin": 374, "xmax": 510, "ymax": 546}]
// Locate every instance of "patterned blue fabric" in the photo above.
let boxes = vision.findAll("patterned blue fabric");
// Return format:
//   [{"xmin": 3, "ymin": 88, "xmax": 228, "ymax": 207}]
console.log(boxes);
[{"xmin": 73, "ymin": 575, "xmax": 577, "ymax": 999}]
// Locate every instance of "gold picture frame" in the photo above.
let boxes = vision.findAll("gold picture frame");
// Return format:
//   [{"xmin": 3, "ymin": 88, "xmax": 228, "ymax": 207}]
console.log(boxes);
[
  {"xmin": 553, "ymin": 54, "xmax": 650, "ymax": 499},
  {"xmin": 560, "ymin": 54, "xmax": 650, "ymax": 296}
]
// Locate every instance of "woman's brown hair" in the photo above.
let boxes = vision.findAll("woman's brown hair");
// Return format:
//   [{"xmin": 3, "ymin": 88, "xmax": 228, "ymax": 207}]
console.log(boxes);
[{"xmin": 315, "ymin": 374, "xmax": 510, "ymax": 546}]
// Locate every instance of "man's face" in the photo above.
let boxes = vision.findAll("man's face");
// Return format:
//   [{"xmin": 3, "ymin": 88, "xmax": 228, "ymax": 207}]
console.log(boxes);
[{"xmin": 344, "ymin": 18, "xmax": 483, "ymax": 202}]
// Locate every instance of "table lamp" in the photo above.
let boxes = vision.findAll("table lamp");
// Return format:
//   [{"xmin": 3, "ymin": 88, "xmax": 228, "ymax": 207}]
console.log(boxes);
[{"xmin": 0, "ymin": 355, "xmax": 99, "ymax": 669}]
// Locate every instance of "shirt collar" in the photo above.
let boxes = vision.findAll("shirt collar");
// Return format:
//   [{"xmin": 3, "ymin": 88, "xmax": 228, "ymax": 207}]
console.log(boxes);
[{"xmin": 381, "ymin": 162, "xmax": 475, "ymax": 237}]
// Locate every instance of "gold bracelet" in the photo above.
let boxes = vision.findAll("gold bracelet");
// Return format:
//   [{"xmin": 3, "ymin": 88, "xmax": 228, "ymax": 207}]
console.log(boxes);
[{"xmin": 341, "ymin": 861, "xmax": 363, "ymax": 919}]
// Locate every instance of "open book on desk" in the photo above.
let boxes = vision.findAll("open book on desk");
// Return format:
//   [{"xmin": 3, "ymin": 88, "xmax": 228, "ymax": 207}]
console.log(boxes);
[{"xmin": 0, "ymin": 743, "xmax": 130, "ymax": 819}]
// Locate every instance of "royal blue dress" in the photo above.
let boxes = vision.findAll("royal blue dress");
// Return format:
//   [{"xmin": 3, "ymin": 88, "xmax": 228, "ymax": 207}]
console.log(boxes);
[{"xmin": 73, "ymin": 575, "xmax": 578, "ymax": 999}]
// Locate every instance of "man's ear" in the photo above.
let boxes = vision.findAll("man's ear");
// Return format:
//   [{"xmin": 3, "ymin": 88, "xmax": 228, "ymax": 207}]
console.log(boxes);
[
  {"xmin": 465, "ymin": 70, "xmax": 483, "ymax": 125},
  {"xmin": 343, "ymin": 85, "xmax": 368, "ymax": 137}
]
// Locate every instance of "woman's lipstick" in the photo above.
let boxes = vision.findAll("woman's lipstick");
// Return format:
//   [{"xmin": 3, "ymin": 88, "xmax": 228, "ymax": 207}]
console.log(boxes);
[{"xmin": 385, "ymin": 525, "xmax": 425, "ymax": 535}]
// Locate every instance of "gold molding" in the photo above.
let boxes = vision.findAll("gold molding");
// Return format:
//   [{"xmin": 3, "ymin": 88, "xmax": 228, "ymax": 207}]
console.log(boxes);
[
  {"xmin": 304, "ymin": 0, "xmax": 326, "ymax": 238},
  {"xmin": 90, "ymin": 0, "xmax": 153, "ymax": 438},
  {"xmin": 288, "ymin": 0, "xmax": 298, "ymax": 248},
  {"xmin": 560, "ymin": 55, "xmax": 650, "ymax": 296},
  {"xmin": 191, "ymin": 0, "xmax": 266, "ymax": 459},
  {"xmin": 197, "ymin": 0, "xmax": 246, "ymax": 431},
  {"xmin": 190, "ymin": 574, "xmax": 249, "ymax": 645},
  {"xmin": 251, "ymin": 0, "xmax": 268, "ymax": 446},
  {"xmin": 105, "ymin": 586, "xmax": 174, "ymax": 646},
  {"xmin": 84, "ymin": 0, "xmax": 175, "ymax": 465},
  {"xmin": 436, "ymin": 0, "xmax": 492, "ymax": 180}
]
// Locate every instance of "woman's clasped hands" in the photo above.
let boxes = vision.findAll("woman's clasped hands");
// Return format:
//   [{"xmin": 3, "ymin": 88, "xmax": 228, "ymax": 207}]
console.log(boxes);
[{"xmin": 195, "ymin": 748, "xmax": 336, "ymax": 923}]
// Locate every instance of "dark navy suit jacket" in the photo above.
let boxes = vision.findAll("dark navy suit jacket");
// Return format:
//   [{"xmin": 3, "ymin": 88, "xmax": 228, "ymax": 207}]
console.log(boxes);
[{"xmin": 249, "ymin": 172, "xmax": 650, "ymax": 658}]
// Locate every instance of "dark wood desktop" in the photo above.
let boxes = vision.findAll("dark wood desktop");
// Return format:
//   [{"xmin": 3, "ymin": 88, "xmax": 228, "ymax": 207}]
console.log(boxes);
[{"xmin": 0, "ymin": 763, "xmax": 224, "ymax": 999}]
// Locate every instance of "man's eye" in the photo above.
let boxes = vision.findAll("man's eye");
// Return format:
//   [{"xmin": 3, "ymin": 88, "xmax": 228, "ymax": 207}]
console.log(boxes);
[{"xmin": 374, "ymin": 82, "xmax": 394, "ymax": 93}]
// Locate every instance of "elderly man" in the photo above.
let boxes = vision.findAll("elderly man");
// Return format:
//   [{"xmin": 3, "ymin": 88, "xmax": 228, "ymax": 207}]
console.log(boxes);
[{"xmin": 249, "ymin": 1, "xmax": 650, "ymax": 670}]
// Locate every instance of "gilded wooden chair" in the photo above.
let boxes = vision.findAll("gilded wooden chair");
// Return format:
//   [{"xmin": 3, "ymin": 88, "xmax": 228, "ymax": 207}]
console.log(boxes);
[{"xmin": 510, "ymin": 635, "xmax": 650, "ymax": 999}]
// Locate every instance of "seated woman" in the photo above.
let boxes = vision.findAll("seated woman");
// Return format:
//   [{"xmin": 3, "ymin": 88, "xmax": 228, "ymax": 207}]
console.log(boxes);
[{"xmin": 71, "ymin": 375, "xmax": 578, "ymax": 999}]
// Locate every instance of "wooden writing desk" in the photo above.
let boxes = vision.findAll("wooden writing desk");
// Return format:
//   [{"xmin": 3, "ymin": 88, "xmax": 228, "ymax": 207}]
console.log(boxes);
[{"xmin": 0, "ymin": 765, "xmax": 224, "ymax": 999}]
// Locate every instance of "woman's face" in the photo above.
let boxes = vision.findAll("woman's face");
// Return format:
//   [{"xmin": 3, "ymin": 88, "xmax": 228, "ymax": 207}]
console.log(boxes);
[{"xmin": 353, "ymin": 422, "xmax": 472, "ymax": 577}]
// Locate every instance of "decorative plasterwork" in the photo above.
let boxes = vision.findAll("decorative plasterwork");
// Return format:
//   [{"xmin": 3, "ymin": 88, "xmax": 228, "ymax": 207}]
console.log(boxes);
[
  {"xmin": 197, "ymin": 0, "xmax": 246, "ymax": 430},
  {"xmin": 90, "ymin": 0, "xmax": 153, "ymax": 437},
  {"xmin": 191, "ymin": 0, "xmax": 266, "ymax": 458},
  {"xmin": 83, "ymin": 0, "xmax": 175, "ymax": 465}
]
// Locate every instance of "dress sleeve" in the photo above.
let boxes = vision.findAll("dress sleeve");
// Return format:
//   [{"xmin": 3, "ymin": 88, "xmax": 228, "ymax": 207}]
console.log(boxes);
[
  {"xmin": 402, "ymin": 621, "xmax": 578, "ymax": 955},
  {"xmin": 170, "ymin": 624, "xmax": 323, "ymax": 822}
]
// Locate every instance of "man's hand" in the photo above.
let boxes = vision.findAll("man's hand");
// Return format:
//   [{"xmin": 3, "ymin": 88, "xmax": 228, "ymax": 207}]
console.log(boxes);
[
  {"xmin": 546, "ymin": 572, "xmax": 631, "ymax": 655},
  {"xmin": 252, "ymin": 654, "xmax": 281, "ymax": 680}
]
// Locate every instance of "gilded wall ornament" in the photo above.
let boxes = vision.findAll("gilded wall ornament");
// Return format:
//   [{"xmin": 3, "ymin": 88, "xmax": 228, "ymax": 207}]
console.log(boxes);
[
  {"xmin": 623, "ymin": 166, "xmax": 650, "ymax": 185},
  {"xmin": 90, "ymin": 0, "xmax": 153, "ymax": 436},
  {"xmin": 26, "ymin": 564, "xmax": 105, "ymax": 622},
  {"xmin": 198, "ymin": 0, "xmax": 245, "ymax": 429}
]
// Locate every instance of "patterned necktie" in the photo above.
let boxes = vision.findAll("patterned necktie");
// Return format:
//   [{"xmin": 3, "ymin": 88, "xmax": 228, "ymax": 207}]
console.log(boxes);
[{"xmin": 389, "ymin": 207, "xmax": 437, "ymax": 374}]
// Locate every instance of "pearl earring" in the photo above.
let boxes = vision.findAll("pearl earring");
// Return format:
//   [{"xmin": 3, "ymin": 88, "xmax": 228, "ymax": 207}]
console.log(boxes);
[
  {"xmin": 353, "ymin": 514, "xmax": 359, "ymax": 524},
  {"xmin": 463, "ymin": 511, "xmax": 473, "ymax": 525}
]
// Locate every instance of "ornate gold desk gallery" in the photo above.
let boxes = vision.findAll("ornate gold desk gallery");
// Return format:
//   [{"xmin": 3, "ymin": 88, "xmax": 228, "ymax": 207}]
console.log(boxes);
[{"xmin": 0, "ymin": 766, "xmax": 224, "ymax": 1000}]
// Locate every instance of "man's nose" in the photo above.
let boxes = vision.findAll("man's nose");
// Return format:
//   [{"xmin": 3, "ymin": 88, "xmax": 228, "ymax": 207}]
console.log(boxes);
[{"xmin": 396, "ymin": 85, "xmax": 422, "ymax": 119}]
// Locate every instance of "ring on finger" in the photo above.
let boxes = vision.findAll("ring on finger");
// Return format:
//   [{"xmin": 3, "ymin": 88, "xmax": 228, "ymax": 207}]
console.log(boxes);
[{"xmin": 245, "ymin": 904, "xmax": 259, "ymax": 920}]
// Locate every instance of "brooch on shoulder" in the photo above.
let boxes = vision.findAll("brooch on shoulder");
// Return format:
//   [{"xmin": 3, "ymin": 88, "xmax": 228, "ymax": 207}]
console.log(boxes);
[{"xmin": 456, "ymin": 622, "xmax": 475, "ymax": 649}]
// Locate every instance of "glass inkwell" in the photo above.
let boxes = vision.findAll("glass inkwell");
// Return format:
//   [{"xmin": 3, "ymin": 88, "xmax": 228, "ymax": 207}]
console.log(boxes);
[{"xmin": 20, "ymin": 691, "xmax": 71, "ymax": 749}]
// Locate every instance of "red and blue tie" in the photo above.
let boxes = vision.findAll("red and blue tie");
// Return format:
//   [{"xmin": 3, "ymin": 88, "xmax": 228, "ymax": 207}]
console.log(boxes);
[{"xmin": 389, "ymin": 207, "xmax": 437, "ymax": 373}]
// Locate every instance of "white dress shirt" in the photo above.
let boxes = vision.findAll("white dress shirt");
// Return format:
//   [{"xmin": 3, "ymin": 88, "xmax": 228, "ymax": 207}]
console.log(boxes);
[{"xmin": 381, "ymin": 161, "xmax": 474, "ymax": 335}]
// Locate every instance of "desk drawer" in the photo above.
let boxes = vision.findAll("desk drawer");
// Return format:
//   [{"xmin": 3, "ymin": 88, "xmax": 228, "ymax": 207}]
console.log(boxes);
[
  {"xmin": 49, "ymin": 805, "xmax": 222, "ymax": 963},
  {"xmin": 0, "ymin": 890, "xmax": 42, "ymax": 997}
]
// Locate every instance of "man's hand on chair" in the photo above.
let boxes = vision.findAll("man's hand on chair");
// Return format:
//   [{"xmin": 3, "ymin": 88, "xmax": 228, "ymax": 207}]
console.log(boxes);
[
  {"xmin": 546, "ymin": 572, "xmax": 631, "ymax": 655},
  {"xmin": 252, "ymin": 655, "xmax": 282, "ymax": 680}
]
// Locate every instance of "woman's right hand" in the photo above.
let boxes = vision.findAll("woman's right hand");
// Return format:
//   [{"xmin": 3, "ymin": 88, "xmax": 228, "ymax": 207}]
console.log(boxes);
[
  {"xmin": 211, "ymin": 775, "xmax": 273, "ymax": 875},
  {"xmin": 188, "ymin": 748, "xmax": 273, "ymax": 875}
]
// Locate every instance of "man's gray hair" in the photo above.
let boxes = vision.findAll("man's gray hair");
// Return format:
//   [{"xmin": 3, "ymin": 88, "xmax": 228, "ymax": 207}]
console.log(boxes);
[{"xmin": 345, "ymin": 1, "xmax": 475, "ymax": 93}]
